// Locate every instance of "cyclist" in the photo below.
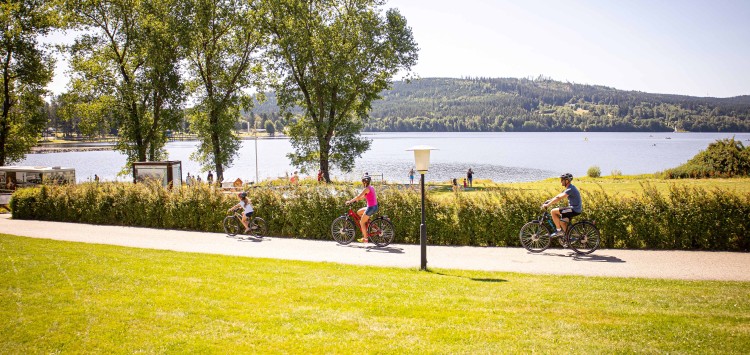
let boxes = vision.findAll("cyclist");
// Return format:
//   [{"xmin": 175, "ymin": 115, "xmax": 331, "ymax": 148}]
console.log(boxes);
[
  {"xmin": 228, "ymin": 192, "xmax": 255, "ymax": 234},
  {"xmin": 346, "ymin": 174, "xmax": 378, "ymax": 243},
  {"xmin": 542, "ymin": 173, "xmax": 582, "ymax": 237}
]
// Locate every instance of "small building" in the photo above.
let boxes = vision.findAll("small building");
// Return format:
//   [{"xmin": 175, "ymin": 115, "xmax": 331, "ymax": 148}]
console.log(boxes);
[
  {"xmin": 0, "ymin": 166, "xmax": 76, "ymax": 192},
  {"xmin": 132, "ymin": 161, "xmax": 182, "ymax": 188}
]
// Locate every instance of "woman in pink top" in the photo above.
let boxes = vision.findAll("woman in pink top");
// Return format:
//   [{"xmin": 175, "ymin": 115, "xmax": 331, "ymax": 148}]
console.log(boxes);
[{"xmin": 346, "ymin": 174, "xmax": 378, "ymax": 243}]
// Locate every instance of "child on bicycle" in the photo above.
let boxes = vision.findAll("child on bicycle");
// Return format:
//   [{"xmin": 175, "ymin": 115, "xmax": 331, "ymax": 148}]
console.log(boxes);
[
  {"xmin": 346, "ymin": 174, "xmax": 378, "ymax": 243},
  {"xmin": 542, "ymin": 173, "xmax": 582, "ymax": 237},
  {"xmin": 228, "ymin": 191, "xmax": 255, "ymax": 234}
]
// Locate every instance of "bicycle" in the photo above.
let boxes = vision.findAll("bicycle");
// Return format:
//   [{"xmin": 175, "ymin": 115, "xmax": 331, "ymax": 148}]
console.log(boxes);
[
  {"xmin": 519, "ymin": 205, "xmax": 600, "ymax": 254},
  {"xmin": 223, "ymin": 211, "xmax": 267, "ymax": 239},
  {"xmin": 331, "ymin": 207, "xmax": 395, "ymax": 247}
]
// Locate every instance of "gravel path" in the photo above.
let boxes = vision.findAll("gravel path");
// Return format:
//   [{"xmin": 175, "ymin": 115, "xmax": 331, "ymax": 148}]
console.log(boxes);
[{"xmin": 1, "ymin": 215, "xmax": 748, "ymax": 281}]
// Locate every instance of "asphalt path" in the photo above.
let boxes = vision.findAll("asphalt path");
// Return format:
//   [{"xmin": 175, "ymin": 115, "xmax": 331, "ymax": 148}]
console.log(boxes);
[{"xmin": 1, "ymin": 215, "xmax": 748, "ymax": 281}]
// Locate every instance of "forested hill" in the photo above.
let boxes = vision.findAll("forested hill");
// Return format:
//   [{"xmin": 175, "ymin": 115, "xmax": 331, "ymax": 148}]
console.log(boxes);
[{"xmin": 252, "ymin": 77, "xmax": 750, "ymax": 132}]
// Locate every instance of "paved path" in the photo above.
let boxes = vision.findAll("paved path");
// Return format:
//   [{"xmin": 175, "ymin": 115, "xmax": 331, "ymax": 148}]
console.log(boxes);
[{"xmin": 1, "ymin": 215, "xmax": 748, "ymax": 281}]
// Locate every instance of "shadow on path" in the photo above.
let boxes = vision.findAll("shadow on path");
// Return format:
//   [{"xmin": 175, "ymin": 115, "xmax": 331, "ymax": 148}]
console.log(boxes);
[
  {"xmin": 538, "ymin": 250, "xmax": 625, "ymax": 263},
  {"xmin": 338, "ymin": 244, "xmax": 405, "ymax": 254}
]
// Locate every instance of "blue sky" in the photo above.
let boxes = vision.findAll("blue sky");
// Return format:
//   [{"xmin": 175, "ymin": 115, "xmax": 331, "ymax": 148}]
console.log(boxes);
[
  {"xmin": 45, "ymin": 0, "xmax": 750, "ymax": 98},
  {"xmin": 387, "ymin": 0, "xmax": 750, "ymax": 97}
]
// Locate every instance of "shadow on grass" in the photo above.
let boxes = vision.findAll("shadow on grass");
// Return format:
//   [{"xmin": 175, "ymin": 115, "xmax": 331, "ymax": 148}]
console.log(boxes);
[{"xmin": 429, "ymin": 271, "xmax": 508, "ymax": 283}]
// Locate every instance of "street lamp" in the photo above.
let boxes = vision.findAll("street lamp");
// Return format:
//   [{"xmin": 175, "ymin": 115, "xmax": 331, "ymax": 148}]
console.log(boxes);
[
  {"xmin": 406, "ymin": 145, "xmax": 438, "ymax": 270},
  {"xmin": 254, "ymin": 121, "xmax": 259, "ymax": 184}
]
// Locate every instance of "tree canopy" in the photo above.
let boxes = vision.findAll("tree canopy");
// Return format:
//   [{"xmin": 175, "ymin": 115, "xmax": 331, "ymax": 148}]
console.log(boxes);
[
  {"xmin": 0, "ymin": 0, "xmax": 56, "ymax": 165},
  {"xmin": 180, "ymin": 0, "xmax": 266, "ymax": 182},
  {"xmin": 261, "ymin": 0, "xmax": 418, "ymax": 182},
  {"xmin": 61, "ymin": 0, "xmax": 185, "ymax": 170}
]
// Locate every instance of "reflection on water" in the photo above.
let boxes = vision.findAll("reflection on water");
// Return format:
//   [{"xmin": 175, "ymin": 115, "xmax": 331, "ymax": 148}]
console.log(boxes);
[{"xmin": 18, "ymin": 132, "xmax": 750, "ymax": 183}]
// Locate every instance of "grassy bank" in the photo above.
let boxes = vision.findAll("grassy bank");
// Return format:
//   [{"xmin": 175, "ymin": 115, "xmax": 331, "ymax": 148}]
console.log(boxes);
[
  {"xmin": 1, "ymin": 234, "xmax": 748, "ymax": 353},
  {"xmin": 432, "ymin": 176, "xmax": 750, "ymax": 197}
]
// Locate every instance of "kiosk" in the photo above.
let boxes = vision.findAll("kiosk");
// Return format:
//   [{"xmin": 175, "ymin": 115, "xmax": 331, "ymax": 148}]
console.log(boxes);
[{"xmin": 132, "ymin": 161, "xmax": 182, "ymax": 188}]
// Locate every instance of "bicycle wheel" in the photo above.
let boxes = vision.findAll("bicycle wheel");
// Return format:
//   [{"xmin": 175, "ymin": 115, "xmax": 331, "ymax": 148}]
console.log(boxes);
[
  {"xmin": 519, "ymin": 221, "xmax": 551, "ymax": 252},
  {"xmin": 249, "ymin": 217, "xmax": 267, "ymax": 238},
  {"xmin": 368, "ymin": 217, "xmax": 395, "ymax": 247},
  {"xmin": 331, "ymin": 216, "xmax": 356, "ymax": 245},
  {"xmin": 567, "ymin": 221, "xmax": 600, "ymax": 255},
  {"xmin": 223, "ymin": 216, "xmax": 242, "ymax": 237}
]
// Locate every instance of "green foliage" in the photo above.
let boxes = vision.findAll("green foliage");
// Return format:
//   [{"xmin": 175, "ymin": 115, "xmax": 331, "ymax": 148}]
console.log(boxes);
[
  {"xmin": 587, "ymin": 165, "xmax": 601, "ymax": 178},
  {"xmin": 0, "ymin": 0, "xmax": 56, "ymax": 165},
  {"xmin": 180, "ymin": 0, "xmax": 265, "ymax": 181},
  {"xmin": 61, "ymin": 0, "xmax": 185, "ymax": 167},
  {"xmin": 11, "ymin": 182, "xmax": 750, "ymax": 251},
  {"xmin": 261, "ymin": 0, "xmax": 418, "ymax": 181},
  {"xmin": 664, "ymin": 138, "xmax": 750, "ymax": 178},
  {"xmin": 252, "ymin": 77, "xmax": 750, "ymax": 133}
]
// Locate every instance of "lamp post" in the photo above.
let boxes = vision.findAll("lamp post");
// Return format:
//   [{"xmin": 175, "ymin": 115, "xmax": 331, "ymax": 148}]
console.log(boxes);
[
  {"xmin": 407, "ymin": 145, "xmax": 438, "ymax": 270},
  {"xmin": 254, "ymin": 121, "xmax": 259, "ymax": 184}
]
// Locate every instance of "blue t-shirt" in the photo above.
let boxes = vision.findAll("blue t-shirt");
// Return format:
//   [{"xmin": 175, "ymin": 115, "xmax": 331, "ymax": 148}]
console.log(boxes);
[{"xmin": 564, "ymin": 184, "xmax": 583, "ymax": 213}]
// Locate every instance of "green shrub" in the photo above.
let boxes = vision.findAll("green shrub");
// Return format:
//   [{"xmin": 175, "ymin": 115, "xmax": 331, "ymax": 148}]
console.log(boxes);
[
  {"xmin": 9, "ymin": 181, "xmax": 750, "ymax": 251},
  {"xmin": 664, "ymin": 138, "xmax": 750, "ymax": 178},
  {"xmin": 587, "ymin": 165, "xmax": 601, "ymax": 178}
]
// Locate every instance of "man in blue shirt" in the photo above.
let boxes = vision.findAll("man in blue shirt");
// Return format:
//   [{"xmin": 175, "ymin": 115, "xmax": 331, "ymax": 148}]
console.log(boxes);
[{"xmin": 542, "ymin": 173, "xmax": 582, "ymax": 237}]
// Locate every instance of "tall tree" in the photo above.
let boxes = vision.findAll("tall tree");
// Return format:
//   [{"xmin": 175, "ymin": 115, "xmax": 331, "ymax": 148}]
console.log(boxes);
[
  {"xmin": 62, "ymin": 0, "xmax": 184, "ymax": 168},
  {"xmin": 261, "ymin": 0, "xmax": 418, "ymax": 182},
  {"xmin": 0, "ymin": 0, "xmax": 56, "ymax": 165},
  {"xmin": 180, "ymin": 0, "xmax": 266, "ymax": 182}
]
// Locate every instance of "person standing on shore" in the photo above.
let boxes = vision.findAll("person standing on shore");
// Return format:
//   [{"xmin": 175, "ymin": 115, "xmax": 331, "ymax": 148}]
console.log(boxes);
[
  {"xmin": 467, "ymin": 168, "xmax": 474, "ymax": 187},
  {"xmin": 94, "ymin": 174, "xmax": 99, "ymax": 183},
  {"xmin": 409, "ymin": 168, "xmax": 415, "ymax": 186},
  {"xmin": 207, "ymin": 171, "xmax": 214, "ymax": 185},
  {"xmin": 186, "ymin": 173, "xmax": 192, "ymax": 186}
]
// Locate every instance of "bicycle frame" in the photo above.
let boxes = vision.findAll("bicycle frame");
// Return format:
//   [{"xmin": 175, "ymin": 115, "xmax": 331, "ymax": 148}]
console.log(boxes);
[{"xmin": 537, "ymin": 209, "xmax": 573, "ymax": 234}]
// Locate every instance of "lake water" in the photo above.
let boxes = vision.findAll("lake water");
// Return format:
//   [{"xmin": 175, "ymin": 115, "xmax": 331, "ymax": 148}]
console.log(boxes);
[{"xmin": 18, "ymin": 132, "xmax": 750, "ymax": 183}]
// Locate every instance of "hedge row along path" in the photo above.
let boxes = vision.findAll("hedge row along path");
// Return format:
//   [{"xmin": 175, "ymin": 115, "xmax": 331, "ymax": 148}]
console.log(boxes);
[{"xmin": 1, "ymin": 214, "xmax": 748, "ymax": 281}]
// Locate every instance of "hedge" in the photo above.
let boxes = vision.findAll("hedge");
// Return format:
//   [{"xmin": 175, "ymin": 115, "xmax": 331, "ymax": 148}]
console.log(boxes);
[{"xmin": 9, "ymin": 181, "xmax": 750, "ymax": 251}]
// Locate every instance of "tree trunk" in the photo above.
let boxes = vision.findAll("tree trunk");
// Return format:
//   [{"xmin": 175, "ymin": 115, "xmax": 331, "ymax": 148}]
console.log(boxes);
[
  {"xmin": 210, "ymin": 111, "xmax": 223, "ymax": 184},
  {"xmin": 319, "ymin": 137, "xmax": 331, "ymax": 183},
  {"xmin": 0, "ymin": 50, "xmax": 13, "ymax": 166}
]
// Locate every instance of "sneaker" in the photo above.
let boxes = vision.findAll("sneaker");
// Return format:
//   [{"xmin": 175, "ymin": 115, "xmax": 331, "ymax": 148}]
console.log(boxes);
[
  {"xmin": 550, "ymin": 230, "xmax": 563, "ymax": 237},
  {"xmin": 357, "ymin": 238, "xmax": 369, "ymax": 243},
  {"xmin": 243, "ymin": 228, "xmax": 250, "ymax": 234}
]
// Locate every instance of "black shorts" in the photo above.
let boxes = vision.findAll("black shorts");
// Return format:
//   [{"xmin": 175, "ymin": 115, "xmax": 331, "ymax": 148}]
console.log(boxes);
[
  {"xmin": 244, "ymin": 211, "xmax": 254, "ymax": 218},
  {"xmin": 560, "ymin": 206, "xmax": 580, "ymax": 220}
]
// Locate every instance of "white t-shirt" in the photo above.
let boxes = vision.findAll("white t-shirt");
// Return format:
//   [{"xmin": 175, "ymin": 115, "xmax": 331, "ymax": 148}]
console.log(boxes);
[{"xmin": 236, "ymin": 199, "xmax": 254, "ymax": 214}]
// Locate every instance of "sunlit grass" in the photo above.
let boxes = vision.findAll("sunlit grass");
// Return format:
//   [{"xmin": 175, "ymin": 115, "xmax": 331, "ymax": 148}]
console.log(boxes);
[
  {"xmin": 425, "ymin": 176, "xmax": 750, "ymax": 197},
  {"xmin": 2, "ymin": 234, "xmax": 749, "ymax": 353}
]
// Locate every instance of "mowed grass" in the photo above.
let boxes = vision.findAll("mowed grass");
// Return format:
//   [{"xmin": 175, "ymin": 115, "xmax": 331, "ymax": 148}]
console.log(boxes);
[
  {"xmin": 429, "ymin": 176, "xmax": 750, "ymax": 197},
  {"xmin": 2, "ymin": 234, "xmax": 749, "ymax": 354}
]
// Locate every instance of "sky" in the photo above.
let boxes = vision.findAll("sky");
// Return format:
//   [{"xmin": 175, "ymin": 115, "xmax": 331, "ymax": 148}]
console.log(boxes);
[
  {"xmin": 385, "ymin": 0, "xmax": 750, "ymax": 98},
  {"xmin": 45, "ymin": 0, "xmax": 750, "ymax": 98}
]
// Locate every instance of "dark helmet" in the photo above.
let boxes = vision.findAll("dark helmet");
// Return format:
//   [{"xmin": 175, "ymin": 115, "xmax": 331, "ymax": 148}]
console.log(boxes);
[
  {"xmin": 361, "ymin": 175, "xmax": 371, "ymax": 184},
  {"xmin": 560, "ymin": 173, "xmax": 573, "ymax": 181},
  {"xmin": 238, "ymin": 192, "xmax": 248, "ymax": 199}
]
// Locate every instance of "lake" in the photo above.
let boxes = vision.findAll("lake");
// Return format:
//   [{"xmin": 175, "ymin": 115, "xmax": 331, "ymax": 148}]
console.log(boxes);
[{"xmin": 18, "ymin": 132, "xmax": 750, "ymax": 183}]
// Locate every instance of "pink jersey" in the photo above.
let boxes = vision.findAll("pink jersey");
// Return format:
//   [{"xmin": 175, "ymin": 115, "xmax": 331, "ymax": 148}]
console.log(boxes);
[{"xmin": 365, "ymin": 185, "xmax": 377, "ymax": 207}]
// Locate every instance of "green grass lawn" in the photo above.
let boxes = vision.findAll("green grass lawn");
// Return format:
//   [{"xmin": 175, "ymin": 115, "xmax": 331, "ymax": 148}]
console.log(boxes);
[
  {"xmin": 426, "ymin": 176, "xmax": 750, "ymax": 197},
  {"xmin": 2, "ymin": 234, "xmax": 749, "ymax": 354}
]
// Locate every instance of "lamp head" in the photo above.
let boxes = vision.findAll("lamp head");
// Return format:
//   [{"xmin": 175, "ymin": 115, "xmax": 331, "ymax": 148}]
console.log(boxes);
[{"xmin": 406, "ymin": 145, "xmax": 438, "ymax": 173}]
